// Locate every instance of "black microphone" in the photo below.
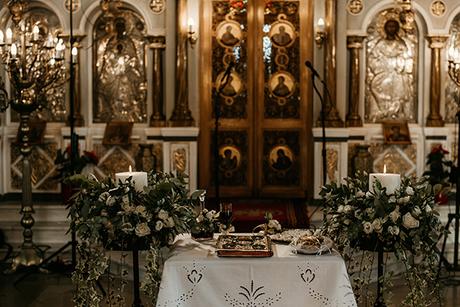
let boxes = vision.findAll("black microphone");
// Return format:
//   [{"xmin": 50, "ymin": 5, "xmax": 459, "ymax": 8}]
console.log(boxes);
[{"xmin": 305, "ymin": 60, "xmax": 320, "ymax": 78}]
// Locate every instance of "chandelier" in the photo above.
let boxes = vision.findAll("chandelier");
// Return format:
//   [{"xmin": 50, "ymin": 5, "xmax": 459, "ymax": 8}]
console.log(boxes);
[
  {"xmin": 0, "ymin": 22, "xmax": 67, "ymax": 112},
  {"xmin": 0, "ymin": 1, "xmax": 67, "ymax": 270}
]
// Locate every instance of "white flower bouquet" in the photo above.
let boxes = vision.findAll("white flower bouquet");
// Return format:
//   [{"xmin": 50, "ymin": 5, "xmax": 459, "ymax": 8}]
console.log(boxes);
[
  {"xmin": 320, "ymin": 173, "xmax": 443, "ymax": 306},
  {"xmin": 68, "ymin": 171, "xmax": 203, "ymax": 306}
]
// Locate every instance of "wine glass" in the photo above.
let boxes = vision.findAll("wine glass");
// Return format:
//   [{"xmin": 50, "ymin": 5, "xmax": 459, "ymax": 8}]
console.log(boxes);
[{"xmin": 219, "ymin": 202, "xmax": 233, "ymax": 234}]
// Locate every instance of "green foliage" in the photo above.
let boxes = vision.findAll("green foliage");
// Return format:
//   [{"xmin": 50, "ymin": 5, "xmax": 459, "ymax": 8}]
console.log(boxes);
[
  {"xmin": 320, "ymin": 172, "xmax": 443, "ymax": 306},
  {"xmin": 68, "ymin": 171, "xmax": 203, "ymax": 306}
]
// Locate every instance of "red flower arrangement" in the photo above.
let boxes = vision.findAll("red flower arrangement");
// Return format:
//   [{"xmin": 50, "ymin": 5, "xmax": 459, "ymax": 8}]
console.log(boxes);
[
  {"xmin": 423, "ymin": 144, "xmax": 456, "ymax": 204},
  {"xmin": 54, "ymin": 145, "xmax": 99, "ymax": 181}
]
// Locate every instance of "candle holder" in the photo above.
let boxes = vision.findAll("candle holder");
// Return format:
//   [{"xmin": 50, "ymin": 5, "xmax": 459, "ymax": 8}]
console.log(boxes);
[{"xmin": 0, "ymin": 2, "xmax": 67, "ymax": 271}]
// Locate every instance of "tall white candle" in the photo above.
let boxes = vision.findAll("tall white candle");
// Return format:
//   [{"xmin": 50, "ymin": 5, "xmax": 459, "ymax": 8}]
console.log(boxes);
[
  {"xmin": 369, "ymin": 165, "xmax": 401, "ymax": 195},
  {"xmin": 115, "ymin": 166, "xmax": 148, "ymax": 193}
]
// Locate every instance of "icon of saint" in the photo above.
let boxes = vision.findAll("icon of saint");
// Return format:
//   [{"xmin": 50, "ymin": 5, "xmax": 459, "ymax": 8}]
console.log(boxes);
[
  {"xmin": 272, "ymin": 149, "xmax": 292, "ymax": 170},
  {"xmin": 272, "ymin": 75, "xmax": 291, "ymax": 97},
  {"xmin": 219, "ymin": 149, "xmax": 238, "ymax": 171},
  {"xmin": 220, "ymin": 75, "xmax": 237, "ymax": 97},
  {"xmin": 220, "ymin": 25, "xmax": 239, "ymax": 46},
  {"xmin": 388, "ymin": 125, "xmax": 409, "ymax": 142},
  {"xmin": 367, "ymin": 18, "xmax": 414, "ymax": 122},
  {"xmin": 272, "ymin": 25, "xmax": 292, "ymax": 46}
]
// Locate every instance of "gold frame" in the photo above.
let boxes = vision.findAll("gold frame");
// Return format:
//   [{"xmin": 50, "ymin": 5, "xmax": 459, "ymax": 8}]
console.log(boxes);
[
  {"xmin": 103, "ymin": 121, "xmax": 134, "ymax": 145},
  {"xmin": 382, "ymin": 120, "xmax": 411, "ymax": 145}
]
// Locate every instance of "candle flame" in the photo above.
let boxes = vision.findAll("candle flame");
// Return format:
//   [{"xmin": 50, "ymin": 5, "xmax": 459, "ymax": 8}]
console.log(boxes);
[
  {"xmin": 383, "ymin": 164, "xmax": 387, "ymax": 173},
  {"xmin": 129, "ymin": 165, "xmax": 132, "ymax": 172}
]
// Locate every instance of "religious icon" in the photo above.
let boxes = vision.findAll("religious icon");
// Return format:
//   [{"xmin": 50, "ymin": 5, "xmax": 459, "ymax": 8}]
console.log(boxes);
[
  {"xmin": 103, "ymin": 121, "xmax": 134, "ymax": 146},
  {"xmin": 269, "ymin": 146, "xmax": 294, "ymax": 171},
  {"xmin": 382, "ymin": 120, "xmax": 411, "ymax": 145},
  {"xmin": 216, "ymin": 21, "xmax": 242, "ymax": 48},
  {"xmin": 365, "ymin": 11, "xmax": 417, "ymax": 123},
  {"xmin": 219, "ymin": 145, "xmax": 241, "ymax": 175},
  {"xmin": 269, "ymin": 72, "xmax": 295, "ymax": 98},
  {"xmin": 217, "ymin": 71, "xmax": 243, "ymax": 98},
  {"xmin": 94, "ymin": 12, "xmax": 147, "ymax": 123},
  {"xmin": 269, "ymin": 21, "xmax": 295, "ymax": 48}
]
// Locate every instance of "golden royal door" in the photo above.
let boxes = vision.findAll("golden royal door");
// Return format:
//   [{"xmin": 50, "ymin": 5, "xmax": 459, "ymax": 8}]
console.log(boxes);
[{"xmin": 199, "ymin": 0, "xmax": 314, "ymax": 199}]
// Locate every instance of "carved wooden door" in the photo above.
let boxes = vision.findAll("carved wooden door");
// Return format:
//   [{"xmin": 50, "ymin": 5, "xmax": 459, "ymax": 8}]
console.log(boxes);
[{"xmin": 199, "ymin": 0, "xmax": 313, "ymax": 199}]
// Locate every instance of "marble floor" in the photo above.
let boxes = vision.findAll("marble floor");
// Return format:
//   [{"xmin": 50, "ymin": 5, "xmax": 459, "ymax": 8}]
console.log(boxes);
[{"xmin": 0, "ymin": 258, "xmax": 460, "ymax": 306}]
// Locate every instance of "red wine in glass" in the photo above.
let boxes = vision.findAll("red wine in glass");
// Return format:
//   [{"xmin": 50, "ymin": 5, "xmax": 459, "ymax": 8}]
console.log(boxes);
[{"xmin": 220, "ymin": 203, "xmax": 233, "ymax": 227}]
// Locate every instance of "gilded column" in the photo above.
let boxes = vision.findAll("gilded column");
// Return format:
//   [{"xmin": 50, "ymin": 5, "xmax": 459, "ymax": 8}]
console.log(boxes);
[
  {"xmin": 69, "ymin": 35, "xmax": 85, "ymax": 127},
  {"xmin": 318, "ymin": 0, "xmax": 343, "ymax": 127},
  {"xmin": 148, "ymin": 36, "xmax": 166, "ymax": 127},
  {"xmin": 346, "ymin": 35, "xmax": 365, "ymax": 127},
  {"xmin": 169, "ymin": 0, "xmax": 195, "ymax": 126},
  {"xmin": 426, "ymin": 35, "xmax": 448, "ymax": 127}
]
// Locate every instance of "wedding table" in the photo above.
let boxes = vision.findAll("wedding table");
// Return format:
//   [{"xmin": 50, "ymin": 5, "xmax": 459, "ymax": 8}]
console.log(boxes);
[{"xmin": 156, "ymin": 235, "xmax": 357, "ymax": 307}]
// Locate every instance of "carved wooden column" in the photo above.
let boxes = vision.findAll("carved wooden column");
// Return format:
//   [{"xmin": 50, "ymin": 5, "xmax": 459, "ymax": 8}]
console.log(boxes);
[
  {"xmin": 148, "ymin": 36, "xmax": 166, "ymax": 127},
  {"xmin": 346, "ymin": 35, "xmax": 365, "ymax": 127},
  {"xmin": 318, "ymin": 0, "xmax": 343, "ymax": 127},
  {"xmin": 169, "ymin": 0, "xmax": 195, "ymax": 126},
  {"xmin": 426, "ymin": 35, "xmax": 448, "ymax": 127},
  {"xmin": 70, "ymin": 35, "xmax": 85, "ymax": 126}
]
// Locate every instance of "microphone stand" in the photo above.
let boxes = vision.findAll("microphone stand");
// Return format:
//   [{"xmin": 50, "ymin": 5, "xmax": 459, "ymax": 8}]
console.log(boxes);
[
  {"xmin": 213, "ymin": 65, "xmax": 233, "ymax": 206},
  {"xmin": 310, "ymin": 73, "xmax": 327, "ymax": 187}
]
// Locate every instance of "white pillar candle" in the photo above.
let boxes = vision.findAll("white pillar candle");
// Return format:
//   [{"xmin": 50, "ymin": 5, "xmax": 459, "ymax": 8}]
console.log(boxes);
[
  {"xmin": 369, "ymin": 165, "xmax": 401, "ymax": 195},
  {"xmin": 115, "ymin": 166, "xmax": 148, "ymax": 193}
]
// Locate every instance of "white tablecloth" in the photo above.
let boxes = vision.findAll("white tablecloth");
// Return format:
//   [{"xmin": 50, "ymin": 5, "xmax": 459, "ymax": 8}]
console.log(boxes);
[{"xmin": 156, "ymin": 235, "xmax": 357, "ymax": 307}]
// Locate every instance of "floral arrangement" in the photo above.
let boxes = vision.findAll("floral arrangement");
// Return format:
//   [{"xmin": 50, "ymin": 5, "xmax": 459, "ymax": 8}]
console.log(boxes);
[
  {"xmin": 54, "ymin": 145, "xmax": 99, "ymax": 181},
  {"xmin": 423, "ymin": 145, "xmax": 456, "ymax": 204},
  {"xmin": 68, "ymin": 172, "xmax": 203, "ymax": 306},
  {"xmin": 253, "ymin": 212, "xmax": 282, "ymax": 235},
  {"xmin": 320, "ymin": 173, "xmax": 443, "ymax": 306},
  {"xmin": 191, "ymin": 208, "xmax": 220, "ymax": 239}
]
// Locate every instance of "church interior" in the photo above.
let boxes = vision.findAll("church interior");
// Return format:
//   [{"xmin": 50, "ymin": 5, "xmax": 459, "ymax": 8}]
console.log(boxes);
[{"xmin": 1, "ymin": 0, "xmax": 460, "ymax": 306}]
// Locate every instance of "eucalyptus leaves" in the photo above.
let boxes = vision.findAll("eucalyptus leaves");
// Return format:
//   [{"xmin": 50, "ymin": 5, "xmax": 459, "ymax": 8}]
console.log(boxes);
[{"xmin": 320, "ymin": 173, "xmax": 443, "ymax": 306}]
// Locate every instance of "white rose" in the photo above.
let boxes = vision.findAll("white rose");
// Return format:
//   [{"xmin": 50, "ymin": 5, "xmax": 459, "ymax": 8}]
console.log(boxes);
[
  {"xmin": 106, "ymin": 195, "xmax": 116, "ymax": 206},
  {"xmin": 344, "ymin": 205, "xmax": 353, "ymax": 214},
  {"xmin": 388, "ymin": 225, "xmax": 400, "ymax": 236},
  {"xmin": 402, "ymin": 212, "xmax": 419, "ymax": 229},
  {"xmin": 158, "ymin": 209, "xmax": 169, "ymax": 221},
  {"xmin": 425, "ymin": 205, "xmax": 432, "ymax": 213},
  {"xmin": 135, "ymin": 206, "xmax": 147, "ymax": 217},
  {"xmin": 365, "ymin": 208, "xmax": 375, "ymax": 217},
  {"xmin": 202, "ymin": 208, "xmax": 209, "ymax": 214},
  {"xmin": 196, "ymin": 214, "xmax": 204, "ymax": 223},
  {"xmin": 98, "ymin": 192, "xmax": 110, "ymax": 202},
  {"xmin": 363, "ymin": 222, "xmax": 373, "ymax": 234},
  {"xmin": 122, "ymin": 202, "xmax": 135, "ymax": 213},
  {"xmin": 398, "ymin": 196, "xmax": 411, "ymax": 204},
  {"xmin": 268, "ymin": 219, "xmax": 282, "ymax": 231},
  {"xmin": 205, "ymin": 211, "xmax": 215, "ymax": 220},
  {"xmin": 122, "ymin": 195, "xmax": 130, "ymax": 205},
  {"xmin": 135, "ymin": 222, "xmax": 151, "ymax": 237},
  {"xmin": 412, "ymin": 206, "xmax": 421, "ymax": 217},
  {"xmin": 164, "ymin": 217, "xmax": 175, "ymax": 228},
  {"xmin": 337, "ymin": 205, "xmax": 344, "ymax": 213},
  {"xmin": 389, "ymin": 209, "xmax": 400, "ymax": 223},
  {"xmin": 405, "ymin": 186, "xmax": 414, "ymax": 195},
  {"xmin": 372, "ymin": 219, "xmax": 383, "ymax": 233},
  {"xmin": 356, "ymin": 190, "xmax": 365, "ymax": 198},
  {"xmin": 155, "ymin": 220, "xmax": 164, "ymax": 231}
]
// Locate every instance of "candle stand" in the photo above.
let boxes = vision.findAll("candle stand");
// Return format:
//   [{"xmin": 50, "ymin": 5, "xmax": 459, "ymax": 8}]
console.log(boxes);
[
  {"xmin": 374, "ymin": 246, "xmax": 386, "ymax": 307},
  {"xmin": 132, "ymin": 243, "xmax": 143, "ymax": 307}
]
